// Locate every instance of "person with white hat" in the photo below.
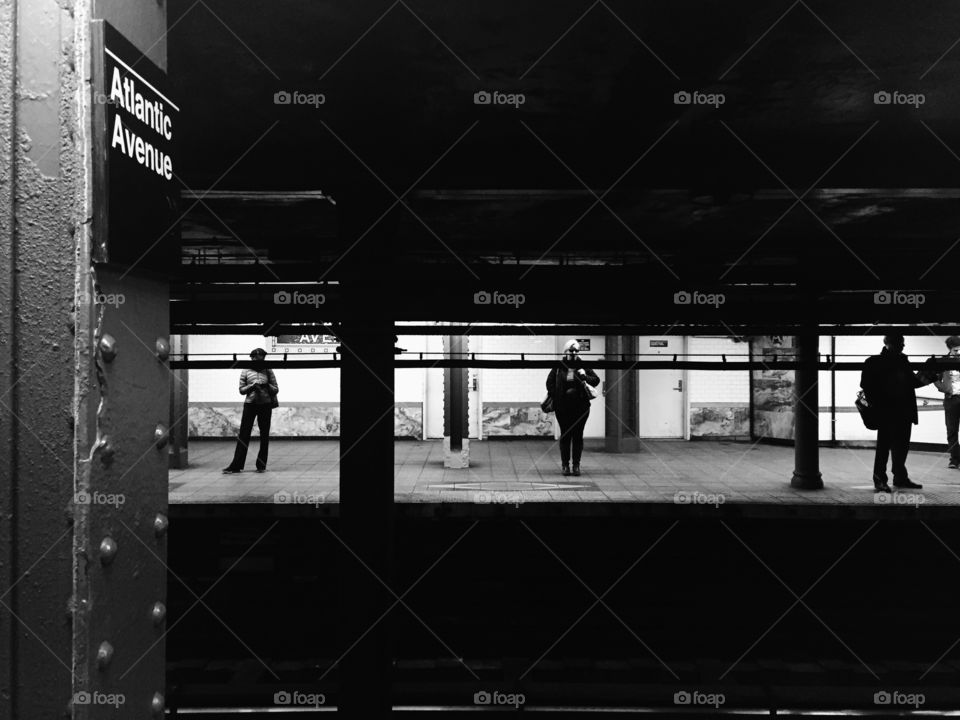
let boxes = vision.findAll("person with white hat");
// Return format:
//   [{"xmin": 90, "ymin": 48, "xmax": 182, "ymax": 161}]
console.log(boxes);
[
  {"xmin": 545, "ymin": 339, "xmax": 601, "ymax": 476},
  {"xmin": 223, "ymin": 347, "xmax": 278, "ymax": 473}
]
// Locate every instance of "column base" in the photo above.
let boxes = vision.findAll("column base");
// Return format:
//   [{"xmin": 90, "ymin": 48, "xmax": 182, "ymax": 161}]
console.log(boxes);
[
  {"xmin": 168, "ymin": 446, "xmax": 188, "ymax": 469},
  {"xmin": 604, "ymin": 436, "xmax": 644, "ymax": 453},
  {"xmin": 443, "ymin": 437, "xmax": 469, "ymax": 469},
  {"xmin": 790, "ymin": 470, "xmax": 823, "ymax": 490}
]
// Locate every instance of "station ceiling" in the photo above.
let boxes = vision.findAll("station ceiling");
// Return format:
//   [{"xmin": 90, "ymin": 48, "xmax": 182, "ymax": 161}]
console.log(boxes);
[{"xmin": 167, "ymin": 0, "xmax": 960, "ymax": 323}]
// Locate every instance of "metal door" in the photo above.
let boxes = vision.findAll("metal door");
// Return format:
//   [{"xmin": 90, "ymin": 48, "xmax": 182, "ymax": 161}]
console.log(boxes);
[{"xmin": 637, "ymin": 336, "xmax": 687, "ymax": 438}]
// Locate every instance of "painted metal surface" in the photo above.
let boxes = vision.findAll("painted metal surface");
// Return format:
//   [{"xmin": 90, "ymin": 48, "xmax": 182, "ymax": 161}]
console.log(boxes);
[
  {"xmin": 0, "ymin": 1, "xmax": 85, "ymax": 717},
  {"xmin": 74, "ymin": 268, "xmax": 171, "ymax": 719},
  {"xmin": 0, "ymin": 1, "xmax": 171, "ymax": 718}
]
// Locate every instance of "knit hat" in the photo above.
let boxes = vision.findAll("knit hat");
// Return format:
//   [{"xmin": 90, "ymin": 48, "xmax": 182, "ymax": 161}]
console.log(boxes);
[{"xmin": 946, "ymin": 336, "xmax": 960, "ymax": 349}]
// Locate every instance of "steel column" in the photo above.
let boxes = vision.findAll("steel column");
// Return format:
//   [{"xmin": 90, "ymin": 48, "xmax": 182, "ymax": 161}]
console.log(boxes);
[
  {"xmin": 791, "ymin": 330, "xmax": 824, "ymax": 489},
  {"xmin": 337, "ymin": 199, "xmax": 397, "ymax": 717},
  {"xmin": 73, "ymin": 3, "xmax": 172, "ymax": 719},
  {"xmin": 1, "ymin": 1, "xmax": 88, "ymax": 717},
  {"xmin": 605, "ymin": 336, "xmax": 642, "ymax": 452},
  {"xmin": 443, "ymin": 334, "xmax": 469, "ymax": 467},
  {"xmin": 168, "ymin": 334, "xmax": 189, "ymax": 469}
]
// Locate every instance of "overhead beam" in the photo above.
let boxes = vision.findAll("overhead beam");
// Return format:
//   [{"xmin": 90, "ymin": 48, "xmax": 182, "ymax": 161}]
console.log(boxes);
[
  {"xmin": 169, "ymin": 322, "xmax": 960, "ymax": 337},
  {"xmin": 169, "ymin": 358, "xmax": 956, "ymax": 371}
]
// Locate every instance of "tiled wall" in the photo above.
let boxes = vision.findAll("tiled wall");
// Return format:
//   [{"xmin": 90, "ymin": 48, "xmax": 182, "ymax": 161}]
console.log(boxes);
[
  {"xmin": 688, "ymin": 337, "xmax": 751, "ymax": 438},
  {"xmin": 189, "ymin": 402, "xmax": 423, "ymax": 439},
  {"xmin": 689, "ymin": 404, "xmax": 750, "ymax": 438},
  {"xmin": 750, "ymin": 336, "xmax": 796, "ymax": 440},
  {"xmin": 482, "ymin": 403, "xmax": 553, "ymax": 436},
  {"xmin": 185, "ymin": 334, "xmax": 755, "ymax": 440},
  {"xmin": 748, "ymin": 335, "xmax": 952, "ymax": 445}
]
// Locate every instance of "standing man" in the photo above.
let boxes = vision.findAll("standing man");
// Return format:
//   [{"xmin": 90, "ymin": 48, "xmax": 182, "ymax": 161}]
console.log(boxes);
[
  {"xmin": 223, "ymin": 347, "xmax": 278, "ymax": 474},
  {"xmin": 931, "ymin": 336, "xmax": 960, "ymax": 469},
  {"xmin": 860, "ymin": 334, "xmax": 931, "ymax": 492}
]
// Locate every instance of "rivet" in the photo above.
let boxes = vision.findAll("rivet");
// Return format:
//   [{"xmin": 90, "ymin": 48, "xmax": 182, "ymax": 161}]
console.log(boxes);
[
  {"xmin": 98, "ymin": 334, "xmax": 117, "ymax": 362},
  {"xmin": 96, "ymin": 641, "xmax": 114, "ymax": 670},
  {"xmin": 156, "ymin": 338, "xmax": 170, "ymax": 361},
  {"xmin": 151, "ymin": 601, "xmax": 166, "ymax": 626},
  {"xmin": 151, "ymin": 691, "xmax": 164, "ymax": 716},
  {"xmin": 98, "ymin": 436, "xmax": 115, "ymax": 465},
  {"xmin": 154, "ymin": 424, "xmax": 169, "ymax": 449},
  {"xmin": 154, "ymin": 513, "xmax": 168, "ymax": 538},
  {"xmin": 99, "ymin": 537, "xmax": 117, "ymax": 565}
]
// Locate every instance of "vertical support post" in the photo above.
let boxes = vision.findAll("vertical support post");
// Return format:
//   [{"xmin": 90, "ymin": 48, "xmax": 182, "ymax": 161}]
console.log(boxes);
[
  {"xmin": 605, "ymin": 336, "xmax": 642, "ymax": 452},
  {"xmin": 443, "ymin": 334, "xmax": 469, "ymax": 468},
  {"xmin": 0, "ymin": 3, "xmax": 76, "ymax": 717},
  {"xmin": 337, "ymin": 200, "xmax": 396, "ymax": 718},
  {"xmin": 168, "ymin": 334, "xmax": 189, "ymax": 468},
  {"xmin": 791, "ymin": 329, "xmax": 824, "ymax": 489},
  {"xmin": 1, "ymin": 3, "xmax": 172, "ymax": 718}
]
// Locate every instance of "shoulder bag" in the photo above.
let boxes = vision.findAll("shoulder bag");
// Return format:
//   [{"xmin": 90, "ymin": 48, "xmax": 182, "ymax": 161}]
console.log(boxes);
[{"xmin": 855, "ymin": 390, "xmax": 877, "ymax": 430}]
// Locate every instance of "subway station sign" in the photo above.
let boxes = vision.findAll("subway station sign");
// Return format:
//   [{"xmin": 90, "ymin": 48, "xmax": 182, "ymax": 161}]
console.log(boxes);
[
  {"xmin": 90, "ymin": 21, "xmax": 179, "ymax": 271},
  {"xmin": 271, "ymin": 334, "xmax": 340, "ymax": 353}
]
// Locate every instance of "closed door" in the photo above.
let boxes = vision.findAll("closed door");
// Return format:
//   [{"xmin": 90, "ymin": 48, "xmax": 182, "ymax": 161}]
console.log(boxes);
[{"xmin": 637, "ymin": 336, "xmax": 685, "ymax": 438}]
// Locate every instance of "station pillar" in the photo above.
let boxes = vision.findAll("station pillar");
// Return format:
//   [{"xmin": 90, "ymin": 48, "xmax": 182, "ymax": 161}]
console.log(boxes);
[
  {"xmin": 791, "ymin": 330, "xmax": 824, "ymax": 489},
  {"xmin": 604, "ymin": 336, "xmax": 643, "ymax": 452},
  {"xmin": 443, "ymin": 334, "xmax": 469, "ymax": 467},
  {"xmin": 337, "ymin": 196, "xmax": 397, "ymax": 716},
  {"xmin": 168, "ymin": 334, "xmax": 189, "ymax": 468}
]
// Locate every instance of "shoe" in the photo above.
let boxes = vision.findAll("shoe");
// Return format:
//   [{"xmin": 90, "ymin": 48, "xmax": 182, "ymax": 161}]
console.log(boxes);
[
  {"xmin": 874, "ymin": 483, "xmax": 892, "ymax": 493},
  {"xmin": 949, "ymin": 461, "xmax": 959, "ymax": 469},
  {"xmin": 256, "ymin": 467, "xmax": 266, "ymax": 473},
  {"xmin": 572, "ymin": 465, "xmax": 581, "ymax": 477},
  {"xmin": 222, "ymin": 467, "xmax": 241, "ymax": 474},
  {"xmin": 893, "ymin": 479, "xmax": 922, "ymax": 489},
  {"xmin": 562, "ymin": 464, "xmax": 571, "ymax": 476}
]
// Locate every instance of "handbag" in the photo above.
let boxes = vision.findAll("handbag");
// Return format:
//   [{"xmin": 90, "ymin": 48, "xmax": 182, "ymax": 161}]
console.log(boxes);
[
  {"xmin": 540, "ymin": 394, "xmax": 554, "ymax": 414},
  {"xmin": 855, "ymin": 390, "xmax": 877, "ymax": 430},
  {"xmin": 579, "ymin": 371, "xmax": 599, "ymax": 401},
  {"xmin": 582, "ymin": 381, "xmax": 598, "ymax": 401},
  {"xmin": 267, "ymin": 371, "xmax": 279, "ymax": 409}
]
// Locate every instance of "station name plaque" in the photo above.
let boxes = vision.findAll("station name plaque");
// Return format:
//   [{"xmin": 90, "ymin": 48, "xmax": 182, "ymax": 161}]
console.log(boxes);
[{"xmin": 91, "ymin": 20, "xmax": 179, "ymax": 272}]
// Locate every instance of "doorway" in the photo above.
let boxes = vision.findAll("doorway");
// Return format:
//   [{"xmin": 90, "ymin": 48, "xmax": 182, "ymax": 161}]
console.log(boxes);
[{"xmin": 636, "ymin": 336, "xmax": 686, "ymax": 438}]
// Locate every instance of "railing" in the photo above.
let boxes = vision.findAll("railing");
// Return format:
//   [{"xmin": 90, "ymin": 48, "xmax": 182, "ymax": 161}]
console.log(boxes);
[{"xmin": 166, "ymin": 351, "xmax": 958, "ymax": 371}]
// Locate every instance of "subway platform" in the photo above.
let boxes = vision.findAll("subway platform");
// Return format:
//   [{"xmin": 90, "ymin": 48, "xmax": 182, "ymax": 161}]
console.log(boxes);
[{"xmin": 169, "ymin": 439, "xmax": 960, "ymax": 517}]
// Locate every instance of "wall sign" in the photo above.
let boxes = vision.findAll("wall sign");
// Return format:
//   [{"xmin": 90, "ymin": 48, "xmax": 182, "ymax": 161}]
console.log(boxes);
[
  {"xmin": 91, "ymin": 20, "xmax": 179, "ymax": 272},
  {"xmin": 271, "ymin": 334, "xmax": 340, "ymax": 354},
  {"xmin": 576, "ymin": 338, "xmax": 591, "ymax": 352},
  {"xmin": 650, "ymin": 340, "xmax": 669, "ymax": 347}
]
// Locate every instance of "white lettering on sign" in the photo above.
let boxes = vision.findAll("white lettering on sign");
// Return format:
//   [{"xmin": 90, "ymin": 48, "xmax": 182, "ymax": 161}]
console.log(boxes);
[
  {"xmin": 109, "ymin": 66, "xmax": 173, "ymax": 179},
  {"xmin": 111, "ymin": 114, "xmax": 173, "ymax": 179},
  {"xmin": 109, "ymin": 66, "xmax": 173, "ymax": 139}
]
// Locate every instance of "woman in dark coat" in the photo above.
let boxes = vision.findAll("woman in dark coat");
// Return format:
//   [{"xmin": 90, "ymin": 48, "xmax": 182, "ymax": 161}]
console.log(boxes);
[{"xmin": 546, "ymin": 339, "xmax": 601, "ymax": 476}]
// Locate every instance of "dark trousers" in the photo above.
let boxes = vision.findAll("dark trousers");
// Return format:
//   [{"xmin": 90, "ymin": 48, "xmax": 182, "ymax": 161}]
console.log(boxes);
[
  {"xmin": 556, "ymin": 403, "xmax": 590, "ymax": 467},
  {"xmin": 873, "ymin": 418, "xmax": 912, "ymax": 484},
  {"xmin": 229, "ymin": 403, "xmax": 272, "ymax": 470},
  {"xmin": 945, "ymin": 396, "xmax": 960, "ymax": 464}
]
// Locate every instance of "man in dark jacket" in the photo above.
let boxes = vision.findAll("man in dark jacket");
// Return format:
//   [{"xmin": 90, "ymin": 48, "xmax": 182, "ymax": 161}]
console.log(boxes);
[{"xmin": 860, "ymin": 334, "xmax": 931, "ymax": 492}]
